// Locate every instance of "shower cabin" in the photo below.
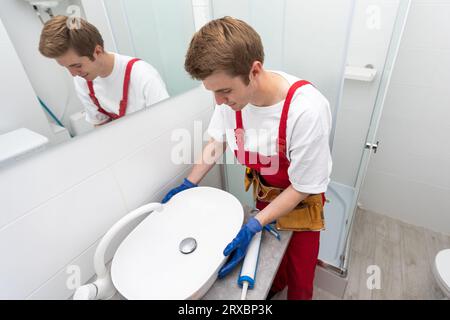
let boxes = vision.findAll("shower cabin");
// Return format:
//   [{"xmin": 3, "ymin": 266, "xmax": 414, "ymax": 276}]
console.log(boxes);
[{"xmin": 216, "ymin": 0, "xmax": 412, "ymax": 279}]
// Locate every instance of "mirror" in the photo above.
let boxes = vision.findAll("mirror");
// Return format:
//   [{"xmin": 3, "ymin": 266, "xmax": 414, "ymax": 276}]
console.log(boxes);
[{"xmin": 0, "ymin": 0, "xmax": 199, "ymax": 168}]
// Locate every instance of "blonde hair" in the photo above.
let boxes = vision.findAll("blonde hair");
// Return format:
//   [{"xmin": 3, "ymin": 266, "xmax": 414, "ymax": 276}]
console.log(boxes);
[
  {"xmin": 185, "ymin": 16, "xmax": 264, "ymax": 84},
  {"xmin": 39, "ymin": 15, "xmax": 104, "ymax": 60}
]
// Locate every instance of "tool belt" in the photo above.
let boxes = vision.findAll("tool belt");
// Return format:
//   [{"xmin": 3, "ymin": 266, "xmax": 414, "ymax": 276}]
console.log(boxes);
[{"xmin": 244, "ymin": 168, "xmax": 325, "ymax": 231}]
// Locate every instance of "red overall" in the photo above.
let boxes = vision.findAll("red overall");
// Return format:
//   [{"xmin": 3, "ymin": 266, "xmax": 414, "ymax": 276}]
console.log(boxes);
[
  {"xmin": 86, "ymin": 58, "xmax": 140, "ymax": 120},
  {"xmin": 234, "ymin": 80, "xmax": 323, "ymax": 300}
]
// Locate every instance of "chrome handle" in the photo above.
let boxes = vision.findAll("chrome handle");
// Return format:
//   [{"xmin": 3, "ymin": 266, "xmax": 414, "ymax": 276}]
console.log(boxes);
[{"xmin": 365, "ymin": 141, "xmax": 380, "ymax": 153}]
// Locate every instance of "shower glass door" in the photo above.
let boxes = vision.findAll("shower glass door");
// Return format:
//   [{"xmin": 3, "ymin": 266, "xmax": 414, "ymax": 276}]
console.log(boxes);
[{"xmin": 338, "ymin": 0, "xmax": 412, "ymax": 274}]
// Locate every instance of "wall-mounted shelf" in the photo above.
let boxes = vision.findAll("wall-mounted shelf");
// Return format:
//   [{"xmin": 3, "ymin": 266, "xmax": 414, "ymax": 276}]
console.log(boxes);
[{"xmin": 344, "ymin": 66, "xmax": 377, "ymax": 82}]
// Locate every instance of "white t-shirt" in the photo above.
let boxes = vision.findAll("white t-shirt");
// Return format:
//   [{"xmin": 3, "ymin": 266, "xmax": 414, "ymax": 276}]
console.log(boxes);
[
  {"xmin": 74, "ymin": 52, "xmax": 169, "ymax": 124},
  {"xmin": 207, "ymin": 71, "xmax": 332, "ymax": 194}
]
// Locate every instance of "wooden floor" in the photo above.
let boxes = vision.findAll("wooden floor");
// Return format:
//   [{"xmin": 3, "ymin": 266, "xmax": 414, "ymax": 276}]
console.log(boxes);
[{"xmin": 275, "ymin": 208, "xmax": 450, "ymax": 300}]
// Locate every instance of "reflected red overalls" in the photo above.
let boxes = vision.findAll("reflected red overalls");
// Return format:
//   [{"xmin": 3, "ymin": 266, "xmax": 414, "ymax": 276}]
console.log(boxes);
[
  {"xmin": 234, "ymin": 80, "xmax": 322, "ymax": 300},
  {"xmin": 86, "ymin": 58, "xmax": 140, "ymax": 120}
]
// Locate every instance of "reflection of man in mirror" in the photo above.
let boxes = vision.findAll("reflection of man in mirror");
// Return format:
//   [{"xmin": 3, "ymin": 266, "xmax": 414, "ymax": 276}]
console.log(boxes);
[
  {"xmin": 38, "ymin": 16, "xmax": 169, "ymax": 126},
  {"xmin": 162, "ymin": 17, "xmax": 332, "ymax": 300}
]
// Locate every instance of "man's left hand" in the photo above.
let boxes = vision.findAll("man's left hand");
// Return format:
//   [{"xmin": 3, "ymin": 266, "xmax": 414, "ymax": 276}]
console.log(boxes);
[{"xmin": 218, "ymin": 217, "xmax": 262, "ymax": 279}]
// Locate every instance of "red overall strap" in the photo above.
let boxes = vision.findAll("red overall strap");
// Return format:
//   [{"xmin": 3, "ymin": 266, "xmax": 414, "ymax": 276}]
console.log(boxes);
[
  {"xmin": 87, "ymin": 80, "xmax": 117, "ymax": 119},
  {"xmin": 277, "ymin": 80, "xmax": 311, "ymax": 156},
  {"xmin": 234, "ymin": 111, "xmax": 244, "ymax": 145},
  {"xmin": 119, "ymin": 58, "xmax": 140, "ymax": 117},
  {"xmin": 86, "ymin": 58, "xmax": 141, "ymax": 120},
  {"xmin": 234, "ymin": 111, "xmax": 245, "ymax": 163},
  {"xmin": 235, "ymin": 110, "xmax": 244, "ymax": 129},
  {"xmin": 276, "ymin": 80, "xmax": 326, "ymax": 204}
]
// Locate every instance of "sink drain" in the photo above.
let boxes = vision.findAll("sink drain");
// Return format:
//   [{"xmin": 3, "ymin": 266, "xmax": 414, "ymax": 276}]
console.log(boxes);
[{"xmin": 179, "ymin": 237, "xmax": 197, "ymax": 254}]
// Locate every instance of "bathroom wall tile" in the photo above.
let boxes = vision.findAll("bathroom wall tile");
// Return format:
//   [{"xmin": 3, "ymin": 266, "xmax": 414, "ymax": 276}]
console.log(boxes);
[
  {"xmin": 346, "ymin": 43, "xmax": 388, "ymax": 71},
  {"xmin": 26, "ymin": 239, "xmax": 99, "ymax": 300},
  {"xmin": 431, "ymin": 49, "xmax": 450, "ymax": 89},
  {"xmin": 111, "ymin": 108, "xmax": 214, "ymax": 211},
  {"xmin": 331, "ymin": 102, "xmax": 374, "ymax": 186},
  {"xmin": 368, "ymin": 102, "xmax": 450, "ymax": 188},
  {"xmin": 192, "ymin": 0, "xmax": 209, "ymax": 6},
  {"xmin": 359, "ymin": 169, "xmax": 450, "ymax": 235},
  {"xmin": 111, "ymin": 134, "xmax": 191, "ymax": 211},
  {"xmin": 369, "ymin": 144, "xmax": 450, "ymax": 191},
  {"xmin": 389, "ymin": 48, "xmax": 440, "ymax": 87},
  {"xmin": 192, "ymin": 1, "xmax": 211, "ymax": 31},
  {"xmin": 0, "ymin": 141, "xmax": 103, "ymax": 229},
  {"xmin": 27, "ymin": 217, "xmax": 143, "ymax": 300},
  {"xmin": 349, "ymin": 0, "xmax": 399, "ymax": 49},
  {"xmin": 199, "ymin": 165, "xmax": 223, "ymax": 189},
  {"xmin": 363, "ymin": 80, "xmax": 450, "ymax": 189},
  {"xmin": 0, "ymin": 169, "xmax": 127, "ymax": 299},
  {"xmin": 381, "ymin": 84, "xmax": 432, "ymax": 120},
  {"xmin": 400, "ymin": 2, "xmax": 450, "ymax": 50},
  {"xmin": 0, "ymin": 86, "xmax": 216, "ymax": 299},
  {"xmin": 0, "ymin": 86, "xmax": 211, "ymax": 228}
]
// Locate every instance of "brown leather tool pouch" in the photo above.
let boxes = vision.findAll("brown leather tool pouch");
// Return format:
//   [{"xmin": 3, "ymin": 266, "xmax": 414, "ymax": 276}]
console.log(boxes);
[
  {"xmin": 275, "ymin": 194, "xmax": 325, "ymax": 231},
  {"xmin": 244, "ymin": 168, "xmax": 325, "ymax": 231}
]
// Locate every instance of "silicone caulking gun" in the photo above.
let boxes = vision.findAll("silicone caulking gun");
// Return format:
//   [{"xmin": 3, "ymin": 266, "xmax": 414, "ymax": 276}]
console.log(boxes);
[{"xmin": 237, "ymin": 230, "xmax": 262, "ymax": 300}]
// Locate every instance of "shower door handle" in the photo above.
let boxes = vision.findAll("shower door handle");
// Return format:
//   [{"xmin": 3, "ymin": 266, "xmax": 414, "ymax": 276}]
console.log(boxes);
[{"xmin": 365, "ymin": 141, "xmax": 380, "ymax": 153}]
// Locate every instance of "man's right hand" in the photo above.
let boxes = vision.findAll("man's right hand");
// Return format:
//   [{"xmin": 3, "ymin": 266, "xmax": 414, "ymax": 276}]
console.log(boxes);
[{"xmin": 161, "ymin": 178, "xmax": 198, "ymax": 203}]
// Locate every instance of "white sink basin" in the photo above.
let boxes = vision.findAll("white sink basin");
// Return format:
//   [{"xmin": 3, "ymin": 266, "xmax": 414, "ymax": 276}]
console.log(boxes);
[{"xmin": 110, "ymin": 187, "xmax": 244, "ymax": 299}]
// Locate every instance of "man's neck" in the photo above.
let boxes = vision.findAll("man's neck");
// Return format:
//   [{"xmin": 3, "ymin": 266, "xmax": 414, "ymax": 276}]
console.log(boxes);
[
  {"xmin": 250, "ymin": 71, "xmax": 290, "ymax": 107},
  {"xmin": 98, "ymin": 52, "xmax": 115, "ymax": 78}
]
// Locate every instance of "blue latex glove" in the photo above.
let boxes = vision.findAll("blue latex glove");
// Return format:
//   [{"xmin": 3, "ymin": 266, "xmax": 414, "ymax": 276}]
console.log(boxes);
[
  {"xmin": 218, "ymin": 217, "xmax": 263, "ymax": 279},
  {"xmin": 161, "ymin": 178, "xmax": 198, "ymax": 203}
]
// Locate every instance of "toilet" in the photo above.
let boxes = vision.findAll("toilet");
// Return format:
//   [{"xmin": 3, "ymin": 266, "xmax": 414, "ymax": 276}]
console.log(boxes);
[
  {"xmin": 74, "ymin": 187, "xmax": 244, "ymax": 300},
  {"xmin": 433, "ymin": 249, "xmax": 450, "ymax": 299}
]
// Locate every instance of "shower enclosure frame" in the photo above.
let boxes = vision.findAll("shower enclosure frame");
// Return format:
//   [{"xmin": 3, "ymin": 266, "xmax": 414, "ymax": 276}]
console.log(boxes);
[{"xmin": 317, "ymin": 0, "xmax": 412, "ymax": 277}]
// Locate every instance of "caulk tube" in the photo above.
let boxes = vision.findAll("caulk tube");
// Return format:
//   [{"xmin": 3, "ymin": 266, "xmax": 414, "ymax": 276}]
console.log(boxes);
[{"xmin": 238, "ymin": 231, "xmax": 262, "ymax": 296}]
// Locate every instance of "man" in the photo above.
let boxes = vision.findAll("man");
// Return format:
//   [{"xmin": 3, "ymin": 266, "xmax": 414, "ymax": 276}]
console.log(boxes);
[
  {"xmin": 162, "ymin": 17, "xmax": 332, "ymax": 300},
  {"xmin": 39, "ymin": 15, "xmax": 169, "ymax": 126}
]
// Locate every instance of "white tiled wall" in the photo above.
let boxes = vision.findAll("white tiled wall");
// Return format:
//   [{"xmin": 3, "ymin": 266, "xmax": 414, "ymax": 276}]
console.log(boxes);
[
  {"xmin": 0, "ymin": 17, "xmax": 55, "ymax": 142},
  {"xmin": 0, "ymin": 86, "xmax": 222, "ymax": 299},
  {"xmin": 192, "ymin": 0, "xmax": 211, "ymax": 30},
  {"xmin": 359, "ymin": 0, "xmax": 450, "ymax": 235}
]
